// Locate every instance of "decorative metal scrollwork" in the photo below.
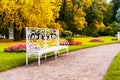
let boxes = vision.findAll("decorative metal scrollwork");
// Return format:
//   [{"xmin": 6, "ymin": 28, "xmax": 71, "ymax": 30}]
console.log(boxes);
[
  {"xmin": 26, "ymin": 27, "xmax": 59, "ymax": 51},
  {"xmin": 29, "ymin": 29, "xmax": 45, "ymax": 40},
  {"xmin": 27, "ymin": 28, "xmax": 58, "ymax": 41}
]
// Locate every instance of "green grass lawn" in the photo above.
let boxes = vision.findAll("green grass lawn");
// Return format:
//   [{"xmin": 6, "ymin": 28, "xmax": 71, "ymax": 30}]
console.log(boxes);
[
  {"xmin": 68, "ymin": 36, "xmax": 118, "ymax": 52},
  {"xmin": 0, "ymin": 36, "xmax": 118, "ymax": 72},
  {"xmin": 104, "ymin": 52, "xmax": 120, "ymax": 80}
]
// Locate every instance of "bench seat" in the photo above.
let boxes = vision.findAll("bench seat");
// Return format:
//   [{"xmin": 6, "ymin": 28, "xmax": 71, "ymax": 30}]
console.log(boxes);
[{"xmin": 26, "ymin": 45, "xmax": 68, "ymax": 65}]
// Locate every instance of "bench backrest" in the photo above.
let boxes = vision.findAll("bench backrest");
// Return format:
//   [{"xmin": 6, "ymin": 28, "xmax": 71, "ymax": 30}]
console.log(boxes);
[{"xmin": 26, "ymin": 27, "xmax": 60, "ymax": 52}]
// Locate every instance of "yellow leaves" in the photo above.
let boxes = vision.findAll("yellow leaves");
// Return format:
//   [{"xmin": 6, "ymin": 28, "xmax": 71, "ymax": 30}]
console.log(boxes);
[
  {"xmin": 50, "ymin": 22, "xmax": 63, "ymax": 35},
  {"xmin": 74, "ymin": 7, "xmax": 87, "ymax": 30},
  {"xmin": 76, "ymin": 8, "xmax": 86, "ymax": 16},
  {"xmin": 66, "ymin": 0, "xmax": 73, "ymax": 9},
  {"xmin": 94, "ymin": 20, "xmax": 105, "ymax": 29},
  {"xmin": 21, "ymin": 0, "xmax": 61, "ymax": 28},
  {"xmin": 97, "ymin": 0, "xmax": 105, "ymax": 5},
  {"xmin": 74, "ymin": 16, "xmax": 87, "ymax": 30},
  {"xmin": 100, "ymin": 6, "xmax": 107, "ymax": 12},
  {"xmin": 62, "ymin": 0, "xmax": 91, "ymax": 30},
  {"xmin": 50, "ymin": 22, "xmax": 63, "ymax": 32},
  {"xmin": 66, "ymin": 0, "xmax": 94, "ymax": 10},
  {"xmin": 0, "ymin": 0, "xmax": 61, "ymax": 29},
  {"xmin": 82, "ymin": 0, "xmax": 94, "ymax": 8}
]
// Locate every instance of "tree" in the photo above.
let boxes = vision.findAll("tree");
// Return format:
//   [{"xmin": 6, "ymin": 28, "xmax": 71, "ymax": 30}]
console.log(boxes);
[
  {"xmin": 103, "ymin": 2, "xmax": 114, "ymax": 26},
  {"xmin": 57, "ymin": 0, "xmax": 94, "ymax": 34},
  {"xmin": 111, "ymin": 0, "xmax": 120, "ymax": 21},
  {"xmin": 0, "ymin": 0, "xmax": 27, "ymax": 40},
  {"xmin": 116, "ymin": 8, "xmax": 120, "ymax": 22},
  {"xmin": 0, "ymin": 0, "xmax": 61, "ymax": 40},
  {"xmin": 85, "ymin": 0, "xmax": 107, "ymax": 35}
]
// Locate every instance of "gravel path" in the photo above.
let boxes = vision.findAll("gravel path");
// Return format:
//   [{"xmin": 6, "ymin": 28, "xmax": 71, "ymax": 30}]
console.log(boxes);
[{"xmin": 0, "ymin": 43, "xmax": 120, "ymax": 80}]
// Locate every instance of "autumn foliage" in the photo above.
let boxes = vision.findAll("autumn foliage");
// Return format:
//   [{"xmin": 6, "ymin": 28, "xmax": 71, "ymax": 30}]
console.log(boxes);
[{"xmin": 0, "ymin": 0, "xmax": 119, "ymax": 40}]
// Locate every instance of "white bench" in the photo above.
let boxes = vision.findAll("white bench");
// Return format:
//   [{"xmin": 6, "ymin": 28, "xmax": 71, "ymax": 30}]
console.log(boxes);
[{"xmin": 26, "ymin": 27, "xmax": 69, "ymax": 65}]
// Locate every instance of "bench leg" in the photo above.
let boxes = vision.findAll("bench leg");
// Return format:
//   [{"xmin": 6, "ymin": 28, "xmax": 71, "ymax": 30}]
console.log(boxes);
[
  {"xmin": 26, "ymin": 54, "xmax": 28, "ymax": 65},
  {"xmin": 57, "ymin": 50, "xmax": 59, "ymax": 56},
  {"xmin": 66, "ymin": 48, "xmax": 69, "ymax": 55},
  {"xmin": 38, "ymin": 55, "xmax": 41, "ymax": 65},
  {"xmin": 45, "ymin": 53, "xmax": 47, "ymax": 60},
  {"xmin": 55, "ymin": 51, "xmax": 57, "ymax": 59}
]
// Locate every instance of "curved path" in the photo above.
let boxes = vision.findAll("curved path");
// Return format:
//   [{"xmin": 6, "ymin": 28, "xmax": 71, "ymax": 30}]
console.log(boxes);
[{"xmin": 0, "ymin": 43, "xmax": 120, "ymax": 80}]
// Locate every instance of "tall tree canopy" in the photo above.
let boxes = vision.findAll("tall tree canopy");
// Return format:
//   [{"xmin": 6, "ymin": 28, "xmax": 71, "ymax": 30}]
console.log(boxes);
[
  {"xmin": 116, "ymin": 8, "xmax": 120, "ymax": 22},
  {"xmin": 57, "ymin": 0, "xmax": 94, "ymax": 34},
  {"xmin": 0, "ymin": 0, "xmax": 61, "ymax": 40},
  {"xmin": 0, "ymin": 0, "xmax": 119, "ymax": 39},
  {"xmin": 111, "ymin": 0, "xmax": 120, "ymax": 21}
]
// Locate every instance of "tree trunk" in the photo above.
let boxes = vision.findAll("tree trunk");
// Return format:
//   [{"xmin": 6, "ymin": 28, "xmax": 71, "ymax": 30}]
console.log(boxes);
[
  {"xmin": 57, "ymin": 0, "xmax": 66, "ymax": 21},
  {"xmin": 20, "ymin": 28, "xmax": 25, "ymax": 40},
  {"xmin": 14, "ymin": 26, "xmax": 21, "ymax": 41},
  {"xmin": 5, "ymin": 28, "xmax": 9, "ymax": 39}
]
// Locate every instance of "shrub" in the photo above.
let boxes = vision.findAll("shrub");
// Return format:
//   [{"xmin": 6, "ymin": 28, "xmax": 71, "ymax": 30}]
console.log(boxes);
[
  {"xmin": 97, "ymin": 27, "xmax": 105, "ymax": 36},
  {"xmin": 117, "ymin": 28, "xmax": 120, "ymax": 31},
  {"xmin": 62, "ymin": 30, "xmax": 73, "ymax": 37},
  {"xmin": 92, "ymin": 31, "xmax": 99, "ymax": 37},
  {"xmin": 81, "ymin": 26, "xmax": 94, "ymax": 36},
  {"xmin": 104, "ymin": 26, "xmax": 114, "ymax": 36},
  {"xmin": 65, "ymin": 37, "xmax": 73, "ymax": 42},
  {"xmin": 111, "ymin": 37, "xmax": 118, "ymax": 40},
  {"xmin": 89, "ymin": 38, "xmax": 104, "ymax": 42},
  {"xmin": 4, "ymin": 44, "xmax": 26, "ymax": 52},
  {"xmin": 110, "ymin": 21, "xmax": 120, "ymax": 34}
]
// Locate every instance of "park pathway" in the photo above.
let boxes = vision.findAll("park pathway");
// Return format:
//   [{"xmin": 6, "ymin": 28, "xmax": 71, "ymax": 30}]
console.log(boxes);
[{"xmin": 0, "ymin": 43, "xmax": 120, "ymax": 80}]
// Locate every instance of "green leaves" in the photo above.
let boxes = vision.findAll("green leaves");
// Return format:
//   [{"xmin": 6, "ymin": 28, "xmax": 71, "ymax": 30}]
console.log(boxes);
[{"xmin": 116, "ymin": 9, "xmax": 120, "ymax": 22}]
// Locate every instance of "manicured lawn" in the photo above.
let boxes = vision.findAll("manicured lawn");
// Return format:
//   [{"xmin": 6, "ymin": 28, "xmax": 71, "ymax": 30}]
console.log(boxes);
[
  {"xmin": 0, "ymin": 52, "xmax": 26, "ymax": 71},
  {"xmin": 0, "ymin": 36, "xmax": 118, "ymax": 72},
  {"xmin": 68, "ymin": 36, "xmax": 118, "ymax": 52},
  {"xmin": 104, "ymin": 52, "xmax": 120, "ymax": 80}
]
